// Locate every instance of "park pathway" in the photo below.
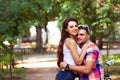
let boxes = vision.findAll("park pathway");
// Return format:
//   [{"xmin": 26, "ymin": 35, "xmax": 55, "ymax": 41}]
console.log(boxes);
[
  {"xmin": 16, "ymin": 49, "xmax": 120, "ymax": 80},
  {"xmin": 17, "ymin": 54, "xmax": 58, "ymax": 80},
  {"xmin": 26, "ymin": 67, "xmax": 57, "ymax": 80}
]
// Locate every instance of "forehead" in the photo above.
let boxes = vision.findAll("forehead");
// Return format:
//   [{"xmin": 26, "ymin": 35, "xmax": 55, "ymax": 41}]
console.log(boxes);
[
  {"xmin": 78, "ymin": 29, "xmax": 87, "ymax": 34},
  {"xmin": 68, "ymin": 21, "xmax": 77, "ymax": 25}
]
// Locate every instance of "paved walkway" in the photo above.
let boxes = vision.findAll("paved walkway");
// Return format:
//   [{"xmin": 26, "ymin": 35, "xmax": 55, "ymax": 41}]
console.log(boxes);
[
  {"xmin": 101, "ymin": 48, "xmax": 120, "ymax": 55},
  {"xmin": 16, "ymin": 54, "xmax": 58, "ymax": 80},
  {"xmin": 16, "ymin": 49, "xmax": 120, "ymax": 80}
]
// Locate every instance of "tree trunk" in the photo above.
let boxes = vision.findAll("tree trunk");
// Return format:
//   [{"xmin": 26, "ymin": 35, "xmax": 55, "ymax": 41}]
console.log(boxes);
[
  {"xmin": 9, "ymin": 44, "xmax": 14, "ymax": 80},
  {"xmin": 96, "ymin": 37, "xmax": 103, "ymax": 49},
  {"xmin": 10, "ymin": 52, "xmax": 12, "ymax": 80},
  {"xmin": 44, "ymin": 26, "xmax": 48, "ymax": 45},
  {"xmin": 36, "ymin": 26, "xmax": 43, "ymax": 53}
]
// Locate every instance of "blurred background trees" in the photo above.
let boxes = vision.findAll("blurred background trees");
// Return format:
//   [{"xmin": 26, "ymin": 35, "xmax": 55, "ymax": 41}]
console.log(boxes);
[
  {"xmin": 58, "ymin": 0, "xmax": 120, "ymax": 49},
  {"xmin": 0, "ymin": 0, "xmax": 120, "ymax": 52},
  {"xmin": 0, "ymin": 0, "xmax": 120, "ymax": 78}
]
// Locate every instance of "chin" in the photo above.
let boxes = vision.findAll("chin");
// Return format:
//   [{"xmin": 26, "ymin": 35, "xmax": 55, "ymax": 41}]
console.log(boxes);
[{"xmin": 77, "ymin": 42, "xmax": 81, "ymax": 44}]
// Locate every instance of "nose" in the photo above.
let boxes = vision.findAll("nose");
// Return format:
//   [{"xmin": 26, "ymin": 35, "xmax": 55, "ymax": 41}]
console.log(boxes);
[
  {"xmin": 77, "ymin": 34, "xmax": 81, "ymax": 39},
  {"xmin": 74, "ymin": 26, "xmax": 78, "ymax": 30},
  {"xmin": 76, "ymin": 34, "xmax": 79, "ymax": 38}
]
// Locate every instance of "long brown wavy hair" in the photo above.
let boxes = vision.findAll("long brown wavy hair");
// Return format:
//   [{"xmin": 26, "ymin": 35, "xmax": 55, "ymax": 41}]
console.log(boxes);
[{"xmin": 57, "ymin": 18, "xmax": 78, "ymax": 67}]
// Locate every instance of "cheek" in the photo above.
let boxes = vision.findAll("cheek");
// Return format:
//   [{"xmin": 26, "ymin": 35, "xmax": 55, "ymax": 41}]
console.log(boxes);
[
  {"xmin": 82, "ymin": 37, "xmax": 87, "ymax": 41},
  {"xmin": 80, "ymin": 36, "xmax": 84, "ymax": 39},
  {"xmin": 85, "ymin": 36, "xmax": 89, "ymax": 40}
]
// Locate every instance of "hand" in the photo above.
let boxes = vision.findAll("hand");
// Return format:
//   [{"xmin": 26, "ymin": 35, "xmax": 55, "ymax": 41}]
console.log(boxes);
[{"xmin": 60, "ymin": 61, "xmax": 67, "ymax": 69}]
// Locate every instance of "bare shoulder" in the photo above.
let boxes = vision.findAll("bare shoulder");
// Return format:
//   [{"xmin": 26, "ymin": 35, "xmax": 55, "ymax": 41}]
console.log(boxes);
[
  {"xmin": 65, "ymin": 38, "xmax": 76, "ymax": 48},
  {"xmin": 65, "ymin": 38, "xmax": 76, "ymax": 49},
  {"xmin": 66, "ymin": 38, "xmax": 76, "ymax": 44}
]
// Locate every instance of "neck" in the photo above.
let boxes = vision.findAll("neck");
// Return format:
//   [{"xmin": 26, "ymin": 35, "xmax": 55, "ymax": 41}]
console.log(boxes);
[
  {"xmin": 79, "ymin": 40, "xmax": 90, "ymax": 48},
  {"xmin": 79, "ymin": 43, "xmax": 84, "ymax": 48}
]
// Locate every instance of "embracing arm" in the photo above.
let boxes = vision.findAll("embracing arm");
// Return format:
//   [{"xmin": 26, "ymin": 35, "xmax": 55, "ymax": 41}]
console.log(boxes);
[
  {"xmin": 69, "ymin": 59, "xmax": 95, "ymax": 74},
  {"xmin": 60, "ymin": 54, "xmax": 95, "ymax": 74},
  {"xmin": 69, "ymin": 47, "xmax": 98, "ymax": 74},
  {"xmin": 66, "ymin": 38, "xmax": 85, "ymax": 65}
]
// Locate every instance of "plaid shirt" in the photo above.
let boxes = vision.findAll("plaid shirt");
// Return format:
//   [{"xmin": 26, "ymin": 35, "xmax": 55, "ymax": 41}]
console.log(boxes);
[{"xmin": 80, "ymin": 41, "xmax": 104, "ymax": 80}]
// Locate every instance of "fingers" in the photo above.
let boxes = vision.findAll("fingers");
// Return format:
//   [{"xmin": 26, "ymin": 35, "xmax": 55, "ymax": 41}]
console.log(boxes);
[{"xmin": 60, "ymin": 62, "xmax": 67, "ymax": 69}]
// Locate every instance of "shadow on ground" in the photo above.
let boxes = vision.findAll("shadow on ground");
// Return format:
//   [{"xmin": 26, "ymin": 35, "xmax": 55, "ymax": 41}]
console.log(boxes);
[{"xmin": 26, "ymin": 67, "xmax": 58, "ymax": 80}]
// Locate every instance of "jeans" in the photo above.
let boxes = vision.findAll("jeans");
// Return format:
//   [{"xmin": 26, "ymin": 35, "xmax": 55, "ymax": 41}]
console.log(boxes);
[{"xmin": 55, "ymin": 69, "xmax": 78, "ymax": 80}]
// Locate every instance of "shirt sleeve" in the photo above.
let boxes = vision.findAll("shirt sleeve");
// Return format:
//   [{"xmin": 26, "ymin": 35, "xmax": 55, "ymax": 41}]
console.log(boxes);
[{"xmin": 85, "ymin": 46, "xmax": 98, "ymax": 61}]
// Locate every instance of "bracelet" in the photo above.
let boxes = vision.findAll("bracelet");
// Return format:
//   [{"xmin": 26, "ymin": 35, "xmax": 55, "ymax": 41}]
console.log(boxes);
[{"xmin": 65, "ymin": 64, "xmax": 69, "ymax": 70}]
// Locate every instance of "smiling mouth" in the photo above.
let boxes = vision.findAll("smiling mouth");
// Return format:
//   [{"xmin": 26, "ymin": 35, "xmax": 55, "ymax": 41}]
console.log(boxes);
[{"xmin": 73, "ymin": 30, "xmax": 77, "ymax": 33}]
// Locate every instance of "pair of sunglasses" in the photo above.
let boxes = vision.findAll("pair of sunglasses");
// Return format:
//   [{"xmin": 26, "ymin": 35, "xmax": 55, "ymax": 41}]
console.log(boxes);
[{"xmin": 78, "ymin": 25, "xmax": 90, "ymax": 34}]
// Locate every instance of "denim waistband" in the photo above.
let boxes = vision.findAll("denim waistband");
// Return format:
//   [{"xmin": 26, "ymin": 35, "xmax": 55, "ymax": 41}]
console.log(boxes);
[{"xmin": 60, "ymin": 69, "xmax": 78, "ymax": 75}]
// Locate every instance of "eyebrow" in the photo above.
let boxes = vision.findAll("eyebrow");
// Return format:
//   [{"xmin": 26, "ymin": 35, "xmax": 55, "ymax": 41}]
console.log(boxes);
[{"xmin": 78, "ymin": 33, "xmax": 85, "ymax": 35}]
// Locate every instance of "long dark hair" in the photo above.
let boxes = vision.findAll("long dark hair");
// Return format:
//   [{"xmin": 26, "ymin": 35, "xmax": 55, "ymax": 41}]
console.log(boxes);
[{"xmin": 57, "ymin": 18, "xmax": 78, "ymax": 67}]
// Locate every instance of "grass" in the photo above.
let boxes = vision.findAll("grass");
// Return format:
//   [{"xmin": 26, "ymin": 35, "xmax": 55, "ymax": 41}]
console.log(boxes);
[
  {"xmin": 13, "ymin": 68, "xmax": 26, "ymax": 80},
  {"xmin": 103, "ymin": 54, "xmax": 120, "ymax": 80},
  {"xmin": 0, "ymin": 67, "xmax": 26, "ymax": 80}
]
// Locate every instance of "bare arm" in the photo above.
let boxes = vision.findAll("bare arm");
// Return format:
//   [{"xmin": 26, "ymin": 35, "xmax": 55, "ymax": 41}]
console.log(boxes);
[
  {"xmin": 66, "ymin": 38, "xmax": 84, "ymax": 65},
  {"xmin": 60, "ymin": 54, "xmax": 95, "ymax": 74},
  {"xmin": 78, "ymin": 44, "xmax": 88, "ymax": 65},
  {"xmin": 69, "ymin": 59, "xmax": 95, "ymax": 74}
]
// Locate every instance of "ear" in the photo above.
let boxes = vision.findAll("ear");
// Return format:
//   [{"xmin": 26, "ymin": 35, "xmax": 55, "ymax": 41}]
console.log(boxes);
[{"xmin": 87, "ymin": 35, "xmax": 90, "ymax": 39}]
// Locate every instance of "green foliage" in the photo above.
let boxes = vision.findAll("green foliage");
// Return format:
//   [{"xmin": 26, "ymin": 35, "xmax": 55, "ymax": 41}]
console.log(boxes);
[
  {"xmin": 0, "ymin": 24, "xmax": 10, "ymax": 32},
  {"xmin": 0, "ymin": 71, "xmax": 6, "ymax": 78},
  {"xmin": 58, "ymin": 0, "xmax": 119, "ymax": 43},
  {"xmin": 0, "ymin": 54, "xmax": 10, "ymax": 68},
  {"xmin": 0, "ymin": 68, "xmax": 26, "ymax": 79},
  {"xmin": 0, "ymin": 0, "xmax": 61, "ymax": 73},
  {"xmin": 13, "ymin": 68, "xmax": 26, "ymax": 80},
  {"xmin": 103, "ymin": 54, "xmax": 120, "ymax": 64},
  {"xmin": 0, "ymin": 42, "xmax": 11, "ymax": 68},
  {"xmin": 103, "ymin": 54, "xmax": 120, "ymax": 76}
]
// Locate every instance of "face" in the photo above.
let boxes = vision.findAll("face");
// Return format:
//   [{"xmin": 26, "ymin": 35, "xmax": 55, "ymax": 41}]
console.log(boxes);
[
  {"xmin": 76, "ymin": 29, "xmax": 90, "ymax": 45},
  {"xmin": 65, "ymin": 21, "xmax": 78, "ymax": 37}
]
